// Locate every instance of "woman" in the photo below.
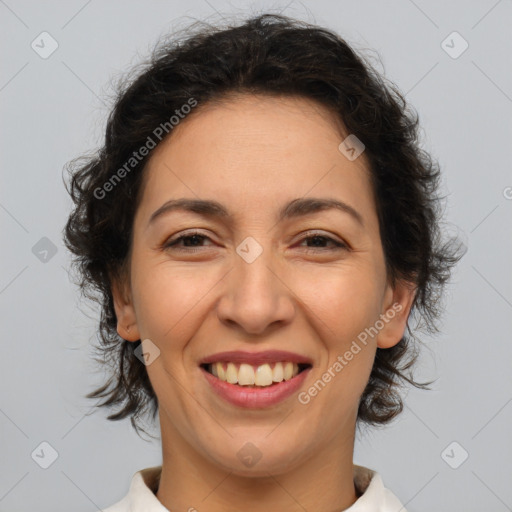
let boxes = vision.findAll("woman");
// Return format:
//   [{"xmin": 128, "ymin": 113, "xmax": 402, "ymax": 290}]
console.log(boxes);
[{"xmin": 63, "ymin": 13, "xmax": 460, "ymax": 511}]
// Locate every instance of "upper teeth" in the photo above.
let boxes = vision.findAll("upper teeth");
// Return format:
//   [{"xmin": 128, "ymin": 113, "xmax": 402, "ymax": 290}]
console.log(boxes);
[{"xmin": 209, "ymin": 362, "xmax": 300, "ymax": 386}]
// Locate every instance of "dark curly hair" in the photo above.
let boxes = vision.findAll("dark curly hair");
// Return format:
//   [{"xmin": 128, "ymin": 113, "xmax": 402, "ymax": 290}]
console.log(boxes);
[{"xmin": 62, "ymin": 13, "xmax": 462, "ymax": 438}]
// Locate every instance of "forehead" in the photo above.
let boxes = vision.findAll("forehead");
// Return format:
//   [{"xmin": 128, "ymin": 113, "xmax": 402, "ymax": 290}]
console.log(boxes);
[
  {"xmin": 136, "ymin": 93, "xmax": 375, "ymax": 225},
  {"xmin": 161, "ymin": 93, "xmax": 350, "ymax": 161}
]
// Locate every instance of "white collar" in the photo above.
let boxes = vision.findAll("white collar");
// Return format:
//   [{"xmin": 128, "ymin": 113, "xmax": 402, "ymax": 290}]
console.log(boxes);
[{"xmin": 102, "ymin": 465, "xmax": 406, "ymax": 511}]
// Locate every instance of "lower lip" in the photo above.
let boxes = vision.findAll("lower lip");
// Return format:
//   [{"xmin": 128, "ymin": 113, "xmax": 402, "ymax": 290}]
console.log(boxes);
[{"xmin": 200, "ymin": 366, "xmax": 311, "ymax": 408}]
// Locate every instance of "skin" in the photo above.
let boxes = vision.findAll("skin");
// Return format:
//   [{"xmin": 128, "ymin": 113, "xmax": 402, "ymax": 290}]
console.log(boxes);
[{"xmin": 112, "ymin": 93, "xmax": 416, "ymax": 512}]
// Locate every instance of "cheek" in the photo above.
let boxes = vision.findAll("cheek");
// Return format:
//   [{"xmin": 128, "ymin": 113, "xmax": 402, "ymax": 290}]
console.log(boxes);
[
  {"xmin": 131, "ymin": 260, "xmax": 215, "ymax": 346},
  {"xmin": 294, "ymin": 267, "xmax": 381, "ymax": 416},
  {"xmin": 295, "ymin": 263, "xmax": 384, "ymax": 344}
]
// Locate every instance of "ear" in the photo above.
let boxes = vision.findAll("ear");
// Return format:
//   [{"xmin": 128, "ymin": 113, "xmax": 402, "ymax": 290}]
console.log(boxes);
[
  {"xmin": 111, "ymin": 274, "xmax": 140, "ymax": 342},
  {"xmin": 376, "ymin": 279, "xmax": 416, "ymax": 349}
]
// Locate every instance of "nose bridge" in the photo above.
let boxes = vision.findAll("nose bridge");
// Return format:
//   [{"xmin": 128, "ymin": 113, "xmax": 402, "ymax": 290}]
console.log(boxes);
[
  {"xmin": 235, "ymin": 237, "xmax": 278, "ymax": 297},
  {"xmin": 216, "ymin": 235, "xmax": 295, "ymax": 334}
]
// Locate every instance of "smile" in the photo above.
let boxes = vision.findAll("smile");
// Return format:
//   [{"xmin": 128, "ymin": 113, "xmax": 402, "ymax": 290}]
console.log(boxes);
[
  {"xmin": 202, "ymin": 361, "xmax": 310, "ymax": 387},
  {"xmin": 200, "ymin": 363, "xmax": 312, "ymax": 409}
]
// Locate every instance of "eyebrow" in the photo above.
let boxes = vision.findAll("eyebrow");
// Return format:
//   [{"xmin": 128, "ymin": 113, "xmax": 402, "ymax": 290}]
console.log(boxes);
[{"xmin": 147, "ymin": 196, "xmax": 364, "ymax": 228}]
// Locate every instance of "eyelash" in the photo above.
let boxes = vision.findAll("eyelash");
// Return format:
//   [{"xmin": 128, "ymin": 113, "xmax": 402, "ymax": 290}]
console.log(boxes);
[{"xmin": 163, "ymin": 230, "xmax": 349, "ymax": 253}]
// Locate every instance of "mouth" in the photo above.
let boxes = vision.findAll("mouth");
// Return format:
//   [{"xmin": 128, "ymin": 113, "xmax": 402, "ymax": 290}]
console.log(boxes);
[
  {"xmin": 200, "ymin": 361, "xmax": 312, "ymax": 388},
  {"xmin": 198, "ymin": 350, "xmax": 313, "ymax": 408},
  {"xmin": 199, "ymin": 353, "xmax": 313, "ymax": 408}
]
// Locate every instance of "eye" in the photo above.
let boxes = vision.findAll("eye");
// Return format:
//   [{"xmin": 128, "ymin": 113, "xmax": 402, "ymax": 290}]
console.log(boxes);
[
  {"xmin": 295, "ymin": 232, "xmax": 349, "ymax": 252},
  {"xmin": 163, "ymin": 230, "xmax": 215, "ymax": 252},
  {"xmin": 163, "ymin": 230, "xmax": 349, "ymax": 254}
]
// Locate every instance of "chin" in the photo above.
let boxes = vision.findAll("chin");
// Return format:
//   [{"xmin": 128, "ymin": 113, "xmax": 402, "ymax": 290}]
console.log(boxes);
[{"xmin": 204, "ymin": 439, "xmax": 307, "ymax": 478}]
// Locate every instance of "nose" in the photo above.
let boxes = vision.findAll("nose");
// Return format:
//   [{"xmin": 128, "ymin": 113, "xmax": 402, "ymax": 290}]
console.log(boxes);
[{"xmin": 216, "ymin": 244, "xmax": 296, "ymax": 336}]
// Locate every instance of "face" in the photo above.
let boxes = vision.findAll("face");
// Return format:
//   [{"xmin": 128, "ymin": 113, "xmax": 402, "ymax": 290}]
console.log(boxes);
[{"xmin": 113, "ymin": 93, "xmax": 415, "ymax": 477}]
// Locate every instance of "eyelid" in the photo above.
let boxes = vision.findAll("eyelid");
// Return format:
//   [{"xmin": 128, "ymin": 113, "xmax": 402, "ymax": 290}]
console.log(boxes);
[
  {"xmin": 295, "ymin": 229, "xmax": 348, "ymax": 246},
  {"xmin": 163, "ymin": 228, "xmax": 350, "ymax": 252},
  {"xmin": 163, "ymin": 229, "xmax": 214, "ymax": 246}
]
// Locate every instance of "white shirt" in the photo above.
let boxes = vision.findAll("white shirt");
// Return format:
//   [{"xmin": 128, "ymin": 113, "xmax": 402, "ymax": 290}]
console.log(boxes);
[{"xmin": 101, "ymin": 465, "xmax": 406, "ymax": 512}]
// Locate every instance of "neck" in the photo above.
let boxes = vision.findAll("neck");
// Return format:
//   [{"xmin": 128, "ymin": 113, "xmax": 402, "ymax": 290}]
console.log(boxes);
[{"xmin": 155, "ymin": 421, "xmax": 358, "ymax": 512}]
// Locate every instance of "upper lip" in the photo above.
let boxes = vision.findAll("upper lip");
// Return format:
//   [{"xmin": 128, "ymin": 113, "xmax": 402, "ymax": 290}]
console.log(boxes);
[{"xmin": 199, "ymin": 350, "xmax": 313, "ymax": 367}]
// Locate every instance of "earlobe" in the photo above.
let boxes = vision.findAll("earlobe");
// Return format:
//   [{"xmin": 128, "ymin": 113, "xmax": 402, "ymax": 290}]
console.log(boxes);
[
  {"xmin": 111, "ymin": 277, "xmax": 140, "ymax": 342},
  {"xmin": 376, "ymin": 280, "xmax": 416, "ymax": 349}
]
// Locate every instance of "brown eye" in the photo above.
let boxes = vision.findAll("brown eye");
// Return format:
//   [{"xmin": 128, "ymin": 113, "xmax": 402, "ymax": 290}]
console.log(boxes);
[
  {"xmin": 296, "ymin": 232, "xmax": 348, "ymax": 251},
  {"xmin": 163, "ymin": 231, "xmax": 215, "ymax": 252}
]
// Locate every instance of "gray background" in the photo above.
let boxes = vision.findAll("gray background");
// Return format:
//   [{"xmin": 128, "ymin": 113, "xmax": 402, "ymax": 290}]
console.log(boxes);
[{"xmin": 1, "ymin": 0, "xmax": 511, "ymax": 511}]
